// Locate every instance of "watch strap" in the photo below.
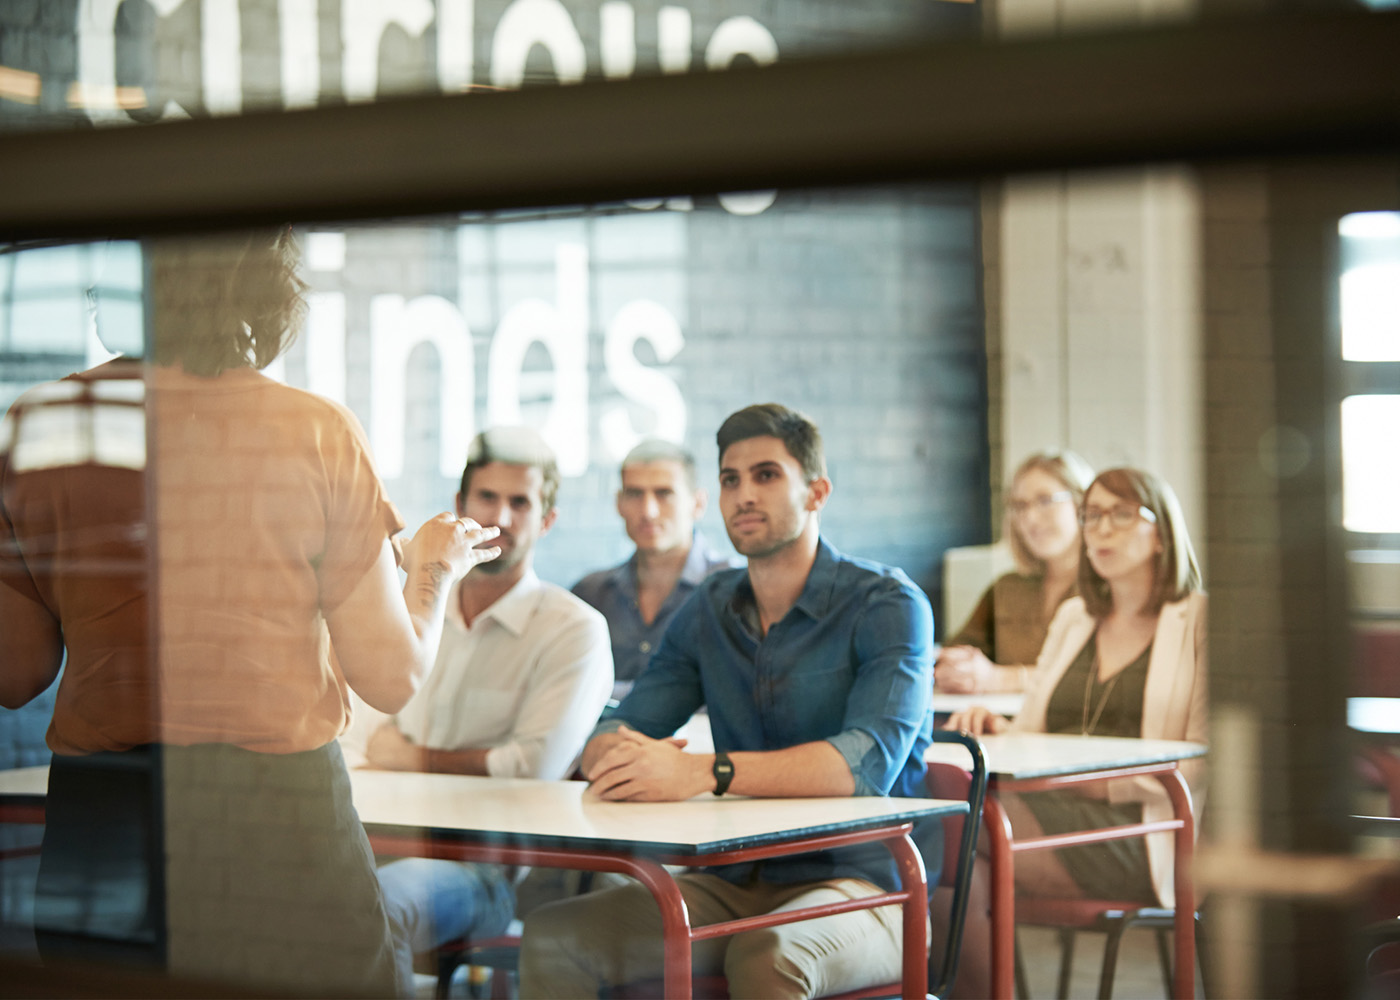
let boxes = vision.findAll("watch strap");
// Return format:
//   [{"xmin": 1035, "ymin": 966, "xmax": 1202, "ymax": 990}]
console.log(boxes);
[{"xmin": 712, "ymin": 751, "xmax": 735, "ymax": 796}]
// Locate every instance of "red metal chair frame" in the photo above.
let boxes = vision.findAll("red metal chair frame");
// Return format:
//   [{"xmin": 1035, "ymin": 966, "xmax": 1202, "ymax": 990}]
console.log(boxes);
[
  {"xmin": 1012, "ymin": 897, "xmax": 1200, "ymax": 1000},
  {"xmin": 982, "ymin": 763, "xmax": 1196, "ymax": 1000},
  {"xmin": 608, "ymin": 731, "xmax": 989, "ymax": 1000},
  {"xmin": 369, "ymin": 819, "xmax": 937, "ymax": 1000},
  {"xmin": 433, "ymin": 931, "xmax": 520, "ymax": 999},
  {"xmin": 0, "ymin": 798, "xmax": 45, "ymax": 862},
  {"xmin": 8, "ymin": 786, "xmax": 940, "ymax": 999}
]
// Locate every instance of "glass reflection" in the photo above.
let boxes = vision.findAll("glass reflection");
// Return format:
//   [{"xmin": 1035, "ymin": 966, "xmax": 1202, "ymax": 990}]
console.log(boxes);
[{"xmin": 1, "ymin": 230, "xmax": 513, "ymax": 996}]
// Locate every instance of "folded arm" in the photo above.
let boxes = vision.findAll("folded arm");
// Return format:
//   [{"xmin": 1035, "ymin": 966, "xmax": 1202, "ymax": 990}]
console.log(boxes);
[
  {"xmin": 364, "ymin": 719, "xmax": 492, "ymax": 773},
  {"xmin": 587, "ymin": 577, "xmax": 934, "ymax": 803},
  {"xmin": 585, "ymin": 725, "xmax": 854, "ymax": 801}
]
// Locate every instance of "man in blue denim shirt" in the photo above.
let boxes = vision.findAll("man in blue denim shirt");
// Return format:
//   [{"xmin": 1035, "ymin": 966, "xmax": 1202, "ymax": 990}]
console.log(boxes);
[{"xmin": 520, "ymin": 404, "xmax": 936, "ymax": 1000}]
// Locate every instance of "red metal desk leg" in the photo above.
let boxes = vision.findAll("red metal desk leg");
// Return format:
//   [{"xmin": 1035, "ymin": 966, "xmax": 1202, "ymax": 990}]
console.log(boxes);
[
  {"xmin": 366, "ymin": 822, "xmax": 936, "ymax": 1000},
  {"xmin": 620, "ymin": 857, "xmax": 695, "ymax": 1000},
  {"xmin": 886, "ymin": 831, "xmax": 930, "ymax": 1000},
  {"xmin": 984, "ymin": 793, "xmax": 1016, "ymax": 1000},
  {"xmin": 366, "ymin": 834, "xmax": 699, "ymax": 1000},
  {"xmin": 1160, "ymin": 769, "xmax": 1196, "ymax": 1000}
]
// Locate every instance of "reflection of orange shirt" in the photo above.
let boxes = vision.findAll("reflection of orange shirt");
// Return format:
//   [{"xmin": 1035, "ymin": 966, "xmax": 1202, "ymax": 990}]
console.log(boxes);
[{"xmin": 0, "ymin": 360, "xmax": 403, "ymax": 755}]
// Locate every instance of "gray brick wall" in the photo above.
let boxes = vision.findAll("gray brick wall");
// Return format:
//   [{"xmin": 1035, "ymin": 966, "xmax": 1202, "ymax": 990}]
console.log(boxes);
[
  {"xmin": 311, "ymin": 188, "xmax": 991, "ymax": 604},
  {"xmin": 0, "ymin": 2, "xmax": 990, "ymax": 778}
]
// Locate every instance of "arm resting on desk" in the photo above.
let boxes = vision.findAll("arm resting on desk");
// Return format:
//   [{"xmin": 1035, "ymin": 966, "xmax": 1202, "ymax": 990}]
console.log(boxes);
[
  {"xmin": 584, "ymin": 563, "xmax": 931, "ymax": 802},
  {"xmin": 364, "ymin": 720, "xmax": 492, "ymax": 775},
  {"xmin": 585, "ymin": 726, "xmax": 855, "ymax": 801}
]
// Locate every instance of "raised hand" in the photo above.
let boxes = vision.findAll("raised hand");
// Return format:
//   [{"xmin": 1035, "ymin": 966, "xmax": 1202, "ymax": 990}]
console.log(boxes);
[{"xmin": 405, "ymin": 513, "xmax": 501, "ymax": 582}]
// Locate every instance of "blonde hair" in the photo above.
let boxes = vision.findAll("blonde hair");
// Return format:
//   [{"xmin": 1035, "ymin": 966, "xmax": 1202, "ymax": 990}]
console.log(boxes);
[
  {"xmin": 149, "ymin": 228, "xmax": 306, "ymax": 377},
  {"xmin": 1079, "ymin": 467, "xmax": 1203, "ymax": 618},
  {"xmin": 1005, "ymin": 451, "xmax": 1095, "ymax": 574}
]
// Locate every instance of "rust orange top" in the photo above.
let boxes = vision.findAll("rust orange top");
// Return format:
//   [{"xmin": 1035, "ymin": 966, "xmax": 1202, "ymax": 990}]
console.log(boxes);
[{"xmin": 0, "ymin": 360, "xmax": 403, "ymax": 755}]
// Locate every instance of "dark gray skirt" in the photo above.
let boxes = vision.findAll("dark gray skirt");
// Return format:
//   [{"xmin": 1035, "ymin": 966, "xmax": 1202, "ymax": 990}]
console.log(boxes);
[
  {"xmin": 39, "ymin": 741, "xmax": 396, "ymax": 998},
  {"xmin": 1020, "ymin": 793, "xmax": 1155, "ymax": 902}
]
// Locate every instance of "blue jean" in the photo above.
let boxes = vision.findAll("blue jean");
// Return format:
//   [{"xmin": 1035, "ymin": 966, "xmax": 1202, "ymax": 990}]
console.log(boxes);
[{"xmin": 376, "ymin": 859, "xmax": 517, "ymax": 998}]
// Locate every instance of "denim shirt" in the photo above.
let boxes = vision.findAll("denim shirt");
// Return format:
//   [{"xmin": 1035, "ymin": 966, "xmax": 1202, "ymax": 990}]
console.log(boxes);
[
  {"xmin": 572, "ymin": 531, "xmax": 737, "ymax": 689},
  {"xmin": 595, "ymin": 538, "xmax": 937, "ymax": 892}
]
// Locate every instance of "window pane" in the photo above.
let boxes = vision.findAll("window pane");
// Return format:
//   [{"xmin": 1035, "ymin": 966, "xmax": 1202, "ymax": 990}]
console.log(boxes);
[
  {"xmin": 1339, "ymin": 211, "xmax": 1400, "ymax": 362},
  {"xmin": 10, "ymin": 296, "xmax": 86, "ymax": 352},
  {"xmin": 0, "ymin": 2, "xmax": 978, "ymax": 136},
  {"xmin": 1342, "ymin": 394, "xmax": 1400, "ymax": 532}
]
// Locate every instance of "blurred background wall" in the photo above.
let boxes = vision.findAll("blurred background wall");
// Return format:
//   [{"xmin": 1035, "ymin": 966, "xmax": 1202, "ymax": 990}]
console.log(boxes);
[{"xmin": 0, "ymin": 0, "xmax": 993, "ymax": 601}]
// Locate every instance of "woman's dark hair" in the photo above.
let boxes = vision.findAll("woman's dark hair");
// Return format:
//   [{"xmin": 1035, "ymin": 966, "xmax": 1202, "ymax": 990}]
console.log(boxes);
[
  {"xmin": 149, "ymin": 228, "xmax": 307, "ymax": 376},
  {"xmin": 1079, "ymin": 467, "xmax": 1203, "ymax": 618}
]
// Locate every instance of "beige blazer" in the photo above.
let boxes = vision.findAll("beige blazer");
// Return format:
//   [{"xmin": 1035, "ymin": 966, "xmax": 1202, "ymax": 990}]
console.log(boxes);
[{"xmin": 1010, "ymin": 592, "xmax": 1208, "ymax": 908}]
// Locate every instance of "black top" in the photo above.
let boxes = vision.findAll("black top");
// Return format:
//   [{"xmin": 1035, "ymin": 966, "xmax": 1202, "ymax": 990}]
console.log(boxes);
[{"xmin": 1045, "ymin": 634, "xmax": 1153, "ymax": 737}]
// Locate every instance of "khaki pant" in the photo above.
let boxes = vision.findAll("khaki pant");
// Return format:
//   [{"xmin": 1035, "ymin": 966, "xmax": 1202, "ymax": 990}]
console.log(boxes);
[{"xmin": 519, "ymin": 872, "xmax": 915, "ymax": 1000}]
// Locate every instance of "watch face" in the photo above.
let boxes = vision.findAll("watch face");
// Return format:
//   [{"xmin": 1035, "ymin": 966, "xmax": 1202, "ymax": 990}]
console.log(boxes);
[{"xmin": 713, "ymin": 753, "xmax": 734, "ymax": 795}]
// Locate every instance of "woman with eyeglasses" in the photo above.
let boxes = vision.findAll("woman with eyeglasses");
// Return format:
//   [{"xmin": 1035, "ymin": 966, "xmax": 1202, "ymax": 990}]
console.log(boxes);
[
  {"xmin": 939, "ymin": 467, "xmax": 1206, "ymax": 997},
  {"xmin": 935, "ymin": 451, "xmax": 1094, "ymax": 694}
]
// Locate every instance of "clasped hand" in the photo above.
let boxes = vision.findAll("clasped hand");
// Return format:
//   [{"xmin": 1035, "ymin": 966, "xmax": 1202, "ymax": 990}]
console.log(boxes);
[
  {"xmin": 942, "ymin": 704, "xmax": 1010, "ymax": 736},
  {"xmin": 366, "ymin": 721, "xmax": 424, "ymax": 771},
  {"xmin": 585, "ymin": 724, "xmax": 707, "ymax": 802},
  {"xmin": 933, "ymin": 644, "xmax": 996, "ymax": 693}
]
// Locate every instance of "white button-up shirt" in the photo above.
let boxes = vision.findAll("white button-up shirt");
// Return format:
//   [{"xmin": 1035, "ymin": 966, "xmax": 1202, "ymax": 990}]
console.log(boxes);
[{"xmin": 342, "ymin": 571, "xmax": 613, "ymax": 780}]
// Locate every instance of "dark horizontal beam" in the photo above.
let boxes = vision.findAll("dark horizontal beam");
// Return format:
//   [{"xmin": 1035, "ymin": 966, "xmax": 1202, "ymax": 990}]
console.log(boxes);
[{"xmin": 1, "ymin": 9, "xmax": 1398, "ymax": 240}]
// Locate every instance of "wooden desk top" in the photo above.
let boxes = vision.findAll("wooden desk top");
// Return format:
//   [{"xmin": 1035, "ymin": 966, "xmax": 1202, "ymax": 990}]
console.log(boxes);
[
  {"xmin": 349, "ymin": 770, "xmax": 963, "ymax": 856},
  {"xmin": 926, "ymin": 732, "xmax": 1206, "ymax": 780}
]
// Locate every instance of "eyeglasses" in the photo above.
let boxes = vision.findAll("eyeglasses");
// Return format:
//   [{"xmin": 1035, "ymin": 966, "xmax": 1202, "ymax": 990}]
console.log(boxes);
[
  {"xmin": 1079, "ymin": 504, "xmax": 1157, "ymax": 531},
  {"xmin": 1006, "ymin": 490, "xmax": 1072, "ymax": 518}
]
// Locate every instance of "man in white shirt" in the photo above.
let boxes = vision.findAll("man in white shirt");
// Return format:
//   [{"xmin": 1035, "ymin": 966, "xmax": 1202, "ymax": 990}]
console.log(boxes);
[{"xmin": 347, "ymin": 427, "xmax": 613, "ymax": 998}]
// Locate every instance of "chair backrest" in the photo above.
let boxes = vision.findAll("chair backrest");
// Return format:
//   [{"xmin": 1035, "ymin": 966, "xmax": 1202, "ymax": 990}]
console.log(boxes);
[
  {"xmin": 925, "ymin": 729, "xmax": 988, "ymax": 999},
  {"xmin": 942, "ymin": 543, "xmax": 1015, "ymax": 638},
  {"xmin": 925, "ymin": 763, "xmax": 972, "ymax": 888}
]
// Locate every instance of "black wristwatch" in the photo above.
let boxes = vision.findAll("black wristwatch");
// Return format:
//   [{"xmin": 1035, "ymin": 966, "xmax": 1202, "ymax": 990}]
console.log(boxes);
[{"xmin": 712, "ymin": 751, "xmax": 735, "ymax": 796}]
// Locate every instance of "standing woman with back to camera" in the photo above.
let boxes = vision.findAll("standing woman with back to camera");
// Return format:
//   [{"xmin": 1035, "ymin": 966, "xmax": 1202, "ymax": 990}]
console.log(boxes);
[
  {"xmin": 942, "ymin": 467, "xmax": 1207, "ymax": 998},
  {"xmin": 0, "ymin": 229, "xmax": 500, "ymax": 997}
]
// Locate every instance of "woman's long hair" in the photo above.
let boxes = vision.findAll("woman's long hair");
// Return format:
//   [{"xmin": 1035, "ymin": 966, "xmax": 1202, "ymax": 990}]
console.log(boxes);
[
  {"xmin": 1079, "ymin": 467, "xmax": 1203, "ymax": 619},
  {"xmin": 149, "ymin": 228, "xmax": 306, "ymax": 376}
]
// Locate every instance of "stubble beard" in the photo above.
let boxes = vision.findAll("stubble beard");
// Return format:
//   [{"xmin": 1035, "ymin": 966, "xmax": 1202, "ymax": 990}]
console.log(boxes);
[
  {"xmin": 727, "ymin": 518, "xmax": 803, "ymax": 561},
  {"xmin": 475, "ymin": 538, "xmax": 526, "ymax": 574}
]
